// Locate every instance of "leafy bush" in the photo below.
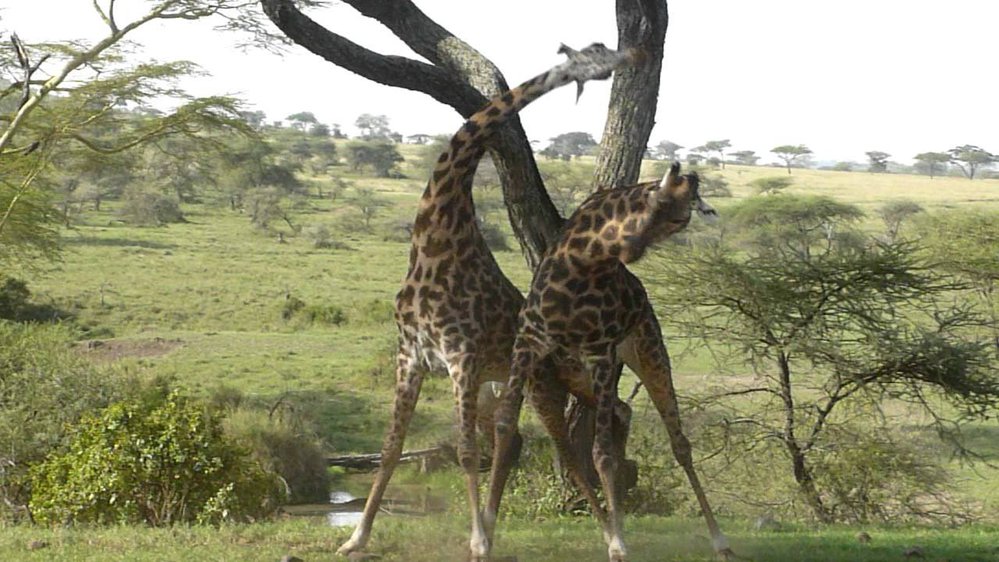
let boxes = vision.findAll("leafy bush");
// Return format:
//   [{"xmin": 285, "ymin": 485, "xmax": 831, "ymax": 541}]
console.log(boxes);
[
  {"xmin": 622, "ymin": 428, "xmax": 685, "ymax": 516},
  {"xmin": 813, "ymin": 429, "xmax": 970, "ymax": 524},
  {"xmin": 302, "ymin": 223, "xmax": 350, "ymax": 250},
  {"xmin": 119, "ymin": 189, "xmax": 186, "ymax": 226},
  {"xmin": 0, "ymin": 276, "xmax": 65, "ymax": 322},
  {"xmin": 493, "ymin": 434, "xmax": 576, "ymax": 520},
  {"xmin": 0, "ymin": 322, "xmax": 122, "ymax": 520},
  {"xmin": 749, "ymin": 176, "xmax": 794, "ymax": 195},
  {"xmin": 352, "ymin": 298, "xmax": 395, "ymax": 325},
  {"xmin": 479, "ymin": 221, "xmax": 512, "ymax": 252},
  {"xmin": 222, "ymin": 405, "xmax": 330, "ymax": 504},
  {"xmin": 29, "ymin": 391, "xmax": 283, "ymax": 526},
  {"xmin": 280, "ymin": 294, "xmax": 347, "ymax": 327}
]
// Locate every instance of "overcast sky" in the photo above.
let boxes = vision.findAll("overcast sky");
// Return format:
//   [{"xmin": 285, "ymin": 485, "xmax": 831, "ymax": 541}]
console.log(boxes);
[{"xmin": 3, "ymin": 0, "xmax": 997, "ymax": 165}]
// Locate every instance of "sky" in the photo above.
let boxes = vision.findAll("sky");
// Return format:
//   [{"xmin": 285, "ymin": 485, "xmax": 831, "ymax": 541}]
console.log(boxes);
[{"xmin": 2, "ymin": 0, "xmax": 997, "ymax": 165}]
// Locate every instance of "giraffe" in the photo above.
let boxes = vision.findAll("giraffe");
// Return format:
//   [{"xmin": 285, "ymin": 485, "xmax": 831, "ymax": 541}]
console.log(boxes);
[
  {"xmin": 484, "ymin": 162, "xmax": 732, "ymax": 561},
  {"xmin": 336, "ymin": 42, "xmax": 639, "ymax": 561}
]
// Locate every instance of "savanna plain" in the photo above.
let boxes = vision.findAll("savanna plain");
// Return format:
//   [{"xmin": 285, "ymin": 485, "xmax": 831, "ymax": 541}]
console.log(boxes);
[{"xmin": 4, "ymin": 149, "xmax": 999, "ymax": 561}]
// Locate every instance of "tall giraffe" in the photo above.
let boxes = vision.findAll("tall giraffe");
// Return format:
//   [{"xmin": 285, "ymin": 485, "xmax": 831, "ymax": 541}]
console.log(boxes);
[
  {"xmin": 336, "ymin": 43, "xmax": 639, "ymax": 561},
  {"xmin": 485, "ymin": 162, "xmax": 732, "ymax": 562}
]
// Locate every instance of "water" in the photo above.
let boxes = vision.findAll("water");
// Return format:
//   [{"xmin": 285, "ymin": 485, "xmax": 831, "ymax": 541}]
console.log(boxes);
[
  {"xmin": 283, "ymin": 487, "xmax": 446, "ymax": 527},
  {"xmin": 327, "ymin": 491, "xmax": 364, "ymax": 527}
]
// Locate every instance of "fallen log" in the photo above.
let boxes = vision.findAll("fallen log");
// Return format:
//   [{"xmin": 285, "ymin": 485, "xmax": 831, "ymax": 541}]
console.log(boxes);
[{"xmin": 326, "ymin": 445, "xmax": 457, "ymax": 471}]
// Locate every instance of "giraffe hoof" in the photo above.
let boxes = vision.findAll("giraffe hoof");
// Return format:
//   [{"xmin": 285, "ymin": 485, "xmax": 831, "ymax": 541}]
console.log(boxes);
[
  {"xmin": 608, "ymin": 544, "xmax": 628, "ymax": 562},
  {"xmin": 336, "ymin": 540, "xmax": 362, "ymax": 557}
]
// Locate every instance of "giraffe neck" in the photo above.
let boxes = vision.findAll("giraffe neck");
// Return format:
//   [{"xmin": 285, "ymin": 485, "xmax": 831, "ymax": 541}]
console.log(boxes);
[
  {"xmin": 413, "ymin": 44, "xmax": 636, "ymax": 239},
  {"xmin": 559, "ymin": 180, "xmax": 693, "ymax": 265}
]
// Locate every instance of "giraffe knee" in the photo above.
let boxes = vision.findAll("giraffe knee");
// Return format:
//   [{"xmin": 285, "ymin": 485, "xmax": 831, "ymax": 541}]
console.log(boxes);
[{"xmin": 457, "ymin": 440, "xmax": 479, "ymax": 473}]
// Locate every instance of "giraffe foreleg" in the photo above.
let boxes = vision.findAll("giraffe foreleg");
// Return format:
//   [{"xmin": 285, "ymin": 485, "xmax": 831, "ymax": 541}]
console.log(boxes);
[
  {"xmin": 482, "ymin": 343, "xmax": 533, "ymax": 555},
  {"xmin": 337, "ymin": 349, "xmax": 424, "ymax": 557},
  {"xmin": 588, "ymin": 351, "xmax": 629, "ymax": 562}
]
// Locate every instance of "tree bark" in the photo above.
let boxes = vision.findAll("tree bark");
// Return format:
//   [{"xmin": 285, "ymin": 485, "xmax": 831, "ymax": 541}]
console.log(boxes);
[
  {"xmin": 592, "ymin": 0, "xmax": 668, "ymax": 189},
  {"xmin": 777, "ymin": 351, "xmax": 831, "ymax": 522},
  {"xmin": 259, "ymin": 0, "xmax": 562, "ymax": 266}
]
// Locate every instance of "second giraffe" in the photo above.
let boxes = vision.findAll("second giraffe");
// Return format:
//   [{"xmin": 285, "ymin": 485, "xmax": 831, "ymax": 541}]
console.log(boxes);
[{"xmin": 485, "ymin": 162, "xmax": 732, "ymax": 562}]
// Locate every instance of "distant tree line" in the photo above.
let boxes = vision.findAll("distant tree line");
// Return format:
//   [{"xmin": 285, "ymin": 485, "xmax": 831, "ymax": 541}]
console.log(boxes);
[{"xmin": 638, "ymin": 138, "xmax": 996, "ymax": 179}]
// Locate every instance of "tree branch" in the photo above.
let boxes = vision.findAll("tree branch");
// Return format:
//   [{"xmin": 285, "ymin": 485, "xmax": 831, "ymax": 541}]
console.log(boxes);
[{"xmin": 258, "ymin": 0, "xmax": 565, "ymax": 266}]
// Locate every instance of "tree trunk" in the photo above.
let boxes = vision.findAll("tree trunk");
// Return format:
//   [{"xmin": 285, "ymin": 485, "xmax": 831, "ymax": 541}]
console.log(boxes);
[
  {"xmin": 592, "ymin": 0, "xmax": 668, "ymax": 189},
  {"xmin": 568, "ymin": 0, "xmax": 669, "ymax": 492},
  {"xmin": 777, "ymin": 351, "xmax": 830, "ymax": 522}
]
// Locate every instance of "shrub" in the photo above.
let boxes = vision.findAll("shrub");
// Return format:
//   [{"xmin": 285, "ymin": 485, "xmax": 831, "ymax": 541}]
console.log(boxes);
[
  {"xmin": 29, "ymin": 391, "xmax": 283, "ymax": 526},
  {"xmin": 222, "ymin": 406, "xmax": 330, "ymax": 504},
  {"xmin": 813, "ymin": 429, "xmax": 969, "ymax": 524},
  {"xmin": 280, "ymin": 294, "xmax": 347, "ymax": 327},
  {"xmin": 492, "ymin": 433, "xmax": 575, "ymax": 520},
  {"xmin": 119, "ymin": 190, "xmax": 186, "ymax": 226},
  {"xmin": 479, "ymin": 221, "xmax": 511, "ymax": 252},
  {"xmin": 0, "ymin": 276, "xmax": 66, "ymax": 322},
  {"xmin": 750, "ymin": 176, "xmax": 794, "ymax": 195},
  {"xmin": 302, "ymin": 223, "xmax": 350, "ymax": 250},
  {"xmin": 0, "ymin": 322, "xmax": 122, "ymax": 520},
  {"xmin": 622, "ymin": 427, "xmax": 685, "ymax": 516}
]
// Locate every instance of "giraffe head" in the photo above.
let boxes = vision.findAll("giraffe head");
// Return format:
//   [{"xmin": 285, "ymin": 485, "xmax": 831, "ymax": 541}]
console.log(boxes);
[
  {"xmin": 645, "ymin": 161, "xmax": 717, "ymax": 239},
  {"xmin": 559, "ymin": 162, "xmax": 718, "ymax": 265}
]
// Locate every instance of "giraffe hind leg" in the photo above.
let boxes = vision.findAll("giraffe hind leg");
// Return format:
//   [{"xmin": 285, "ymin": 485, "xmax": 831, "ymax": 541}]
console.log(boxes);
[
  {"xmin": 483, "ymin": 344, "xmax": 534, "ymax": 551},
  {"xmin": 620, "ymin": 314, "xmax": 732, "ymax": 556},
  {"xmin": 337, "ymin": 348, "xmax": 425, "ymax": 556},
  {"xmin": 445, "ymin": 352, "xmax": 491, "ymax": 561},
  {"xmin": 528, "ymin": 362, "xmax": 610, "ymax": 530}
]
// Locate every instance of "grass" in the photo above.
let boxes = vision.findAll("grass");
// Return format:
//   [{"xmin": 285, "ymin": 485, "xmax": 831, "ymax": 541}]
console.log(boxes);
[
  {"xmin": 11, "ymin": 161, "xmax": 999, "ymax": 560},
  {"xmin": 2, "ymin": 516, "xmax": 998, "ymax": 561}
]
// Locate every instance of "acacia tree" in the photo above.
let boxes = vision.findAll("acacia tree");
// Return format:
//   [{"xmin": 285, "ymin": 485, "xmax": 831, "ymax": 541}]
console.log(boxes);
[
  {"xmin": 651, "ymin": 195, "xmax": 999, "ymax": 522},
  {"xmin": 286, "ymin": 111, "xmax": 318, "ymax": 131},
  {"xmin": 865, "ymin": 151, "xmax": 890, "ymax": 173},
  {"xmin": 913, "ymin": 152, "xmax": 950, "ymax": 179},
  {"xmin": 0, "ymin": 1, "xmax": 262, "ymax": 266},
  {"xmin": 729, "ymin": 150, "xmax": 759, "ymax": 166},
  {"xmin": 918, "ymin": 211, "xmax": 999, "ymax": 359},
  {"xmin": 771, "ymin": 144, "xmax": 812, "ymax": 175},
  {"xmin": 541, "ymin": 131, "xmax": 597, "ymax": 161},
  {"xmin": 696, "ymin": 139, "xmax": 730, "ymax": 168},
  {"xmin": 354, "ymin": 113, "xmax": 392, "ymax": 140},
  {"xmin": 877, "ymin": 199, "xmax": 923, "ymax": 244},
  {"xmin": 948, "ymin": 145, "xmax": 995, "ymax": 179},
  {"xmin": 653, "ymin": 140, "xmax": 683, "ymax": 161}
]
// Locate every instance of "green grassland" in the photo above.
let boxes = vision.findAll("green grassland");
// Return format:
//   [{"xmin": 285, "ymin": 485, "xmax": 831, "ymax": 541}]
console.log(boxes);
[
  {"xmin": 10, "ymin": 156, "xmax": 999, "ymax": 560},
  {"xmin": 3, "ymin": 516, "xmax": 998, "ymax": 561}
]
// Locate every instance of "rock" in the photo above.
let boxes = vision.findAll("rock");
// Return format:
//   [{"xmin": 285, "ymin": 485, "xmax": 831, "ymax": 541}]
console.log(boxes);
[{"xmin": 856, "ymin": 531, "xmax": 871, "ymax": 544}]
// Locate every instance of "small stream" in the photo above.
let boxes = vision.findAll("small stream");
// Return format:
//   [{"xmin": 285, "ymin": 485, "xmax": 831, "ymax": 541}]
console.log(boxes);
[{"xmin": 283, "ymin": 486, "xmax": 447, "ymax": 527}]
